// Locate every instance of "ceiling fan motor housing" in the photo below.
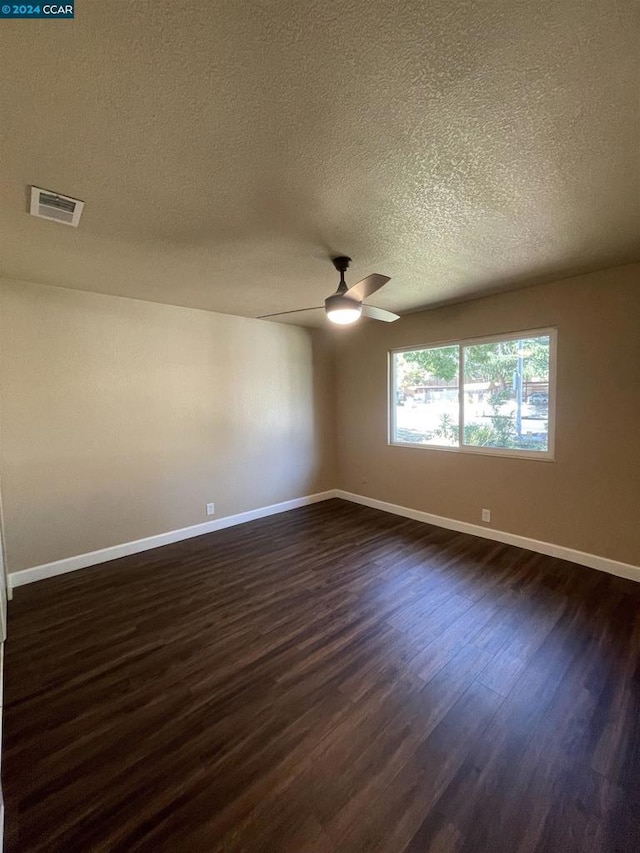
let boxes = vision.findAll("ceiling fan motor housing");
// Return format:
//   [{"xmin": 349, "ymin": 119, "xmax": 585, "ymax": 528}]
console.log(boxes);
[
  {"xmin": 324, "ymin": 293, "xmax": 363, "ymax": 323},
  {"xmin": 325, "ymin": 293, "xmax": 361, "ymax": 311}
]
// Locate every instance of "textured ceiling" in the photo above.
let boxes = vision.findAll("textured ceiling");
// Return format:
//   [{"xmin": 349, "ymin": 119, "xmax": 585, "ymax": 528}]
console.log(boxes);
[{"xmin": 1, "ymin": 1, "xmax": 639, "ymax": 325}]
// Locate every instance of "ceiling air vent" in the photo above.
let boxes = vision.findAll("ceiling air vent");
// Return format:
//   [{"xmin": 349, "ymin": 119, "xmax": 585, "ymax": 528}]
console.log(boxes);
[{"xmin": 30, "ymin": 186, "xmax": 85, "ymax": 227}]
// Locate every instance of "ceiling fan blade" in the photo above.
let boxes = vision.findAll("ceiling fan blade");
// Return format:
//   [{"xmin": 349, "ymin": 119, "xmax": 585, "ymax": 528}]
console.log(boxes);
[
  {"xmin": 361, "ymin": 304, "xmax": 400, "ymax": 323},
  {"xmin": 345, "ymin": 273, "xmax": 390, "ymax": 301},
  {"xmin": 258, "ymin": 306, "xmax": 323, "ymax": 319}
]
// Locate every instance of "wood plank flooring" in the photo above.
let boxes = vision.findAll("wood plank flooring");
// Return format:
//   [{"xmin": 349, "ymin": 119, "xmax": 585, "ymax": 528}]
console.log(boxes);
[{"xmin": 3, "ymin": 498, "xmax": 640, "ymax": 852}]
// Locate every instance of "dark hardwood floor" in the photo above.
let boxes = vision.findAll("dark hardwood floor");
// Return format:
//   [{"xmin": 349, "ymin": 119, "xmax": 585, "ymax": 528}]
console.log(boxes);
[{"xmin": 3, "ymin": 499, "xmax": 640, "ymax": 852}]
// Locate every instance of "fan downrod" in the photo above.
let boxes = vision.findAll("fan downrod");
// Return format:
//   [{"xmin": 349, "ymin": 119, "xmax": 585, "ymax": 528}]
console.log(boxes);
[{"xmin": 332, "ymin": 256, "xmax": 352, "ymax": 293}]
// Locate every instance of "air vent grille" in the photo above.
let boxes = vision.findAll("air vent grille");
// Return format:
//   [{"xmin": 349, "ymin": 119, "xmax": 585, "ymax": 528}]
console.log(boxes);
[{"xmin": 30, "ymin": 186, "xmax": 84, "ymax": 227}]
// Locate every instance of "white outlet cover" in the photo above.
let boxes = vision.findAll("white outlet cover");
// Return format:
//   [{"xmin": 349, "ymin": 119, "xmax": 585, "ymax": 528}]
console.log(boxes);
[
  {"xmin": 206, "ymin": 503, "xmax": 215, "ymax": 516},
  {"xmin": 482, "ymin": 509, "xmax": 491, "ymax": 523}
]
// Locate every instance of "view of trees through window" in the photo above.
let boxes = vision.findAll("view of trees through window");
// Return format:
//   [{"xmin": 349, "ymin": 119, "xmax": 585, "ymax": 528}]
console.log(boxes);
[{"xmin": 392, "ymin": 332, "xmax": 553, "ymax": 455}]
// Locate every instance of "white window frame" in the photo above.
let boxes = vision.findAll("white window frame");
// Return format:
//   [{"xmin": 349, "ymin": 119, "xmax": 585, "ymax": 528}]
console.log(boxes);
[{"xmin": 389, "ymin": 327, "xmax": 557, "ymax": 461}]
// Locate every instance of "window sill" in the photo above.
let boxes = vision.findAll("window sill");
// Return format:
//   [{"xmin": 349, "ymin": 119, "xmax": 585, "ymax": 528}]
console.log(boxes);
[{"xmin": 389, "ymin": 440, "xmax": 556, "ymax": 462}]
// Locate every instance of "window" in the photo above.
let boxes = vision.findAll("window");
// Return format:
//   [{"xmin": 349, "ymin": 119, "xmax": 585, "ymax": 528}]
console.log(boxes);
[{"xmin": 390, "ymin": 329, "xmax": 556, "ymax": 459}]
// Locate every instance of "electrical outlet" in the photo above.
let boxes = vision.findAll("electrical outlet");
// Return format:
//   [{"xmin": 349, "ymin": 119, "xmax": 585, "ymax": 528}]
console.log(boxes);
[
  {"xmin": 481, "ymin": 508, "xmax": 491, "ymax": 523},
  {"xmin": 206, "ymin": 502, "xmax": 215, "ymax": 516}
]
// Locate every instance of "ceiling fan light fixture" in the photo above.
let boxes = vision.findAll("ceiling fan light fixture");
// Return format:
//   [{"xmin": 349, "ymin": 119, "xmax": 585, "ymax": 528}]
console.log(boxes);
[{"xmin": 325, "ymin": 294, "xmax": 362, "ymax": 325}]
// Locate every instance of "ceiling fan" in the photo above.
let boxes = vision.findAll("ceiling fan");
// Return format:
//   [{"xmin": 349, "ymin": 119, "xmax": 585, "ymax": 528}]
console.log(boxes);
[{"xmin": 259, "ymin": 256, "xmax": 400, "ymax": 325}]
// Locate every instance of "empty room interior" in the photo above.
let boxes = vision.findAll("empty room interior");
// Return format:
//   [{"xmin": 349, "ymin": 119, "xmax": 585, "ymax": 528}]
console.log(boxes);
[{"xmin": 0, "ymin": 2, "xmax": 639, "ymax": 851}]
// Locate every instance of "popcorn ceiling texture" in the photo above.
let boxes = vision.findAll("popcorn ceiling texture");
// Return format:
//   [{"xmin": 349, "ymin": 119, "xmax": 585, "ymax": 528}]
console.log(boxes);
[{"xmin": 0, "ymin": 0, "xmax": 638, "ymax": 323}]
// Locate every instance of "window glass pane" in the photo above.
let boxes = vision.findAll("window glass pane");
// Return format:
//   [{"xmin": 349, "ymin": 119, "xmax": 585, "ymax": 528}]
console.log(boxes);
[
  {"xmin": 393, "ymin": 346, "xmax": 460, "ymax": 447},
  {"xmin": 462, "ymin": 335, "xmax": 550, "ymax": 452}
]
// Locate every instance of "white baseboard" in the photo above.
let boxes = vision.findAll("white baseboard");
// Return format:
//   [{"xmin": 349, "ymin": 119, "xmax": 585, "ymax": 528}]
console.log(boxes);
[
  {"xmin": 334, "ymin": 490, "xmax": 640, "ymax": 584},
  {"xmin": 8, "ymin": 488, "xmax": 639, "ymax": 590},
  {"xmin": 8, "ymin": 490, "xmax": 336, "ymax": 590}
]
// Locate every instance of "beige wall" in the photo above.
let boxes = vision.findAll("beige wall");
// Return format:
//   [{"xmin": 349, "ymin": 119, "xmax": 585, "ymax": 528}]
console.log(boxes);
[
  {"xmin": 0, "ymin": 280, "xmax": 336, "ymax": 572},
  {"xmin": 1, "ymin": 264, "xmax": 638, "ymax": 576},
  {"xmin": 334, "ymin": 263, "xmax": 640, "ymax": 566}
]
